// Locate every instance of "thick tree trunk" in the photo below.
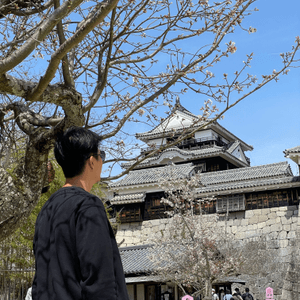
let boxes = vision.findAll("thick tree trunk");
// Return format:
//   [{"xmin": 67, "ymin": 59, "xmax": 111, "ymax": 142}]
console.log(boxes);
[{"xmin": 0, "ymin": 88, "xmax": 86, "ymax": 241}]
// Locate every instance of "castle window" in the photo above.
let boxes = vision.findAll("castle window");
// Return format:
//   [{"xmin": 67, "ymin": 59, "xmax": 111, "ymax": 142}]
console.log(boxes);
[
  {"xmin": 208, "ymin": 164, "xmax": 219, "ymax": 172},
  {"xmin": 194, "ymin": 200, "xmax": 216, "ymax": 214},
  {"xmin": 144, "ymin": 192, "xmax": 167, "ymax": 220},
  {"xmin": 216, "ymin": 194, "xmax": 245, "ymax": 213},
  {"xmin": 246, "ymin": 189, "xmax": 298, "ymax": 209},
  {"xmin": 117, "ymin": 204, "xmax": 143, "ymax": 223}
]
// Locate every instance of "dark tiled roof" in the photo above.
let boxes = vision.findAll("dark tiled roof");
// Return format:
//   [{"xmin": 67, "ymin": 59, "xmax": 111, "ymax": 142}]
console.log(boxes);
[
  {"xmin": 111, "ymin": 193, "xmax": 146, "ymax": 204},
  {"xmin": 122, "ymin": 146, "xmax": 224, "ymax": 169},
  {"xmin": 195, "ymin": 162, "xmax": 297, "ymax": 194},
  {"xmin": 284, "ymin": 145, "xmax": 300, "ymax": 155},
  {"xmin": 197, "ymin": 175, "xmax": 300, "ymax": 194},
  {"xmin": 110, "ymin": 163, "xmax": 195, "ymax": 187},
  {"xmin": 110, "ymin": 161, "xmax": 297, "ymax": 197},
  {"xmin": 200, "ymin": 161, "xmax": 292, "ymax": 186},
  {"xmin": 119, "ymin": 244, "xmax": 247, "ymax": 285},
  {"xmin": 120, "ymin": 244, "xmax": 155, "ymax": 275}
]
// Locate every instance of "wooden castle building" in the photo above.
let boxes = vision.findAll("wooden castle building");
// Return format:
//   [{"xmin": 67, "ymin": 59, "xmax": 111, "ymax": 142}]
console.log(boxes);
[{"xmin": 107, "ymin": 100, "xmax": 300, "ymax": 300}]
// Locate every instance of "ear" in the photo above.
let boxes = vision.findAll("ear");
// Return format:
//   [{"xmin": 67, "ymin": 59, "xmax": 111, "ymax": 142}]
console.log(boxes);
[{"xmin": 87, "ymin": 156, "xmax": 94, "ymax": 169}]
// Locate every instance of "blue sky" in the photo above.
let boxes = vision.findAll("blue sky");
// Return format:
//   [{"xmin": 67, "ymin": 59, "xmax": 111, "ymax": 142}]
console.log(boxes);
[
  {"xmin": 178, "ymin": 1, "xmax": 300, "ymax": 175},
  {"xmin": 106, "ymin": 1, "xmax": 300, "ymax": 178},
  {"xmin": 14, "ymin": 1, "xmax": 299, "ymax": 176}
]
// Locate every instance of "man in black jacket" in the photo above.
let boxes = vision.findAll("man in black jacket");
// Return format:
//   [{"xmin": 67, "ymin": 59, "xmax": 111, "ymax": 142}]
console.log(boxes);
[
  {"xmin": 32, "ymin": 127, "xmax": 129, "ymax": 300},
  {"xmin": 242, "ymin": 288, "xmax": 254, "ymax": 300}
]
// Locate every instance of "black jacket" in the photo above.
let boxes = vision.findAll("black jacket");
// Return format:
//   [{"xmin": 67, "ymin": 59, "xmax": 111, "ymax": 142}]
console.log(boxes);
[
  {"xmin": 242, "ymin": 292, "xmax": 254, "ymax": 300},
  {"xmin": 32, "ymin": 187, "xmax": 129, "ymax": 300}
]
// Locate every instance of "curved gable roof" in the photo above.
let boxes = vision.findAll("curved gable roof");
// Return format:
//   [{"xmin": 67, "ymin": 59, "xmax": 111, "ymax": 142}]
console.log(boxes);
[{"xmin": 136, "ymin": 109, "xmax": 200, "ymax": 140}]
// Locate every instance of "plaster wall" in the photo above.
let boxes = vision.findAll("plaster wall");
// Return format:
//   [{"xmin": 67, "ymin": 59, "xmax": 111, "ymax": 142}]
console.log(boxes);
[
  {"xmin": 116, "ymin": 205, "xmax": 300, "ymax": 300},
  {"xmin": 127, "ymin": 285, "xmax": 134, "ymax": 300},
  {"xmin": 137, "ymin": 284, "xmax": 145, "ymax": 300},
  {"xmin": 195, "ymin": 129, "xmax": 218, "ymax": 139},
  {"xmin": 231, "ymin": 145, "xmax": 247, "ymax": 163},
  {"xmin": 194, "ymin": 129, "xmax": 212, "ymax": 139},
  {"xmin": 167, "ymin": 113, "xmax": 195, "ymax": 129},
  {"xmin": 126, "ymin": 284, "xmax": 145, "ymax": 300},
  {"xmin": 148, "ymin": 138, "xmax": 166, "ymax": 146},
  {"xmin": 194, "ymin": 129, "xmax": 229, "ymax": 144}
]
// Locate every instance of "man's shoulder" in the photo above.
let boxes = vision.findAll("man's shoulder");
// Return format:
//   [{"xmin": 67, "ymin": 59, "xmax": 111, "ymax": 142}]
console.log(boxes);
[
  {"xmin": 40, "ymin": 187, "xmax": 103, "ymax": 217},
  {"xmin": 52, "ymin": 187, "xmax": 101, "ymax": 202}
]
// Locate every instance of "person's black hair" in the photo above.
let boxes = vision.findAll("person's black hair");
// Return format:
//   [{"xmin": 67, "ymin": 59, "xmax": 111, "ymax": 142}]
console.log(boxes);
[
  {"xmin": 54, "ymin": 126, "xmax": 102, "ymax": 178},
  {"xmin": 235, "ymin": 288, "xmax": 240, "ymax": 292},
  {"xmin": 225, "ymin": 289, "xmax": 231, "ymax": 294},
  {"xmin": 245, "ymin": 288, "xmax": 250, "ymax": 293}
]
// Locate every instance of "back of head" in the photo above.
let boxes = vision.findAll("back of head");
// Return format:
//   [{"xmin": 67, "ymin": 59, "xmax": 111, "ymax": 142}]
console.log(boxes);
[
  {"xmin": 225, "ymin": 289, "xmax": 230, "ymax": 294},
  {"xmin": 54, "ymin": 127, "xmax": 102, "ymax": 178},
  {"xmin": 235, "ymin": 288, "xmax": 241, "ymax": 295},
  {"xmin": 245, "ymin": 288, "xmax": 250, "ymax": 293}
]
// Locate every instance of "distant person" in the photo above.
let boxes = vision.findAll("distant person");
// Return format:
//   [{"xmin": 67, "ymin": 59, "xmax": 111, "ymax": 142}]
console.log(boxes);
[
  {"xmin": 234, "ymin": 288, "xmax": 242, "ymax": 297},
  {"xmin": 231, "ymin": 288, "xmax": 242, "ymax": 300},
  {"xmin": 219, "ymin": 289, "xmax": 225, "ymax": 300},
  {"xmin": 242, "ymin": 288, "xmax": 254, "ymax": 300},
  {"xmin": 232, "ymin": 292, "xmax": 242, "ymax": 300},
  {"xmin": 223, "ymin": 289, "xmax": 233, "ymax": 300},
  {"xmin": 32, "ymin": 127, "xmax": 129, "ymax": 300},
  {"xmin": 212, "ymin": 288, "xmax": 219, "ymax": 300}
]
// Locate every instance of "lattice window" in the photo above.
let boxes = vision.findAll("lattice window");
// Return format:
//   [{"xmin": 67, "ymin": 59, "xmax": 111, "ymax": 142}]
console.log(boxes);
[
  {"xmin": 208, "ymin": 163, "xmax": 219, "ymax": 172},
  {"xmin": 194, "ymin": 200, "xmax": 216, "ymax": 214},
  {"xmin": 144, "ymin": 192, "xmax": 167, "ymax": 220},
  {"xmin": 245, "ymin": 189, "xmax": 298, "ymax": 209},
  {"xmin": 216, "ymin": 194, "xmax": 245, "ymax": 213},
  {"xmin": 117, "ymin": 204, "xmax": 142, "ymax": 223}
]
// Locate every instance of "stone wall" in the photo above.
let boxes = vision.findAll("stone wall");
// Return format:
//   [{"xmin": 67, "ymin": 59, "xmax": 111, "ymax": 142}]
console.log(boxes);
[{"xmin": 116, "ymin": 205, "xmax": 300, "ymax": 300}]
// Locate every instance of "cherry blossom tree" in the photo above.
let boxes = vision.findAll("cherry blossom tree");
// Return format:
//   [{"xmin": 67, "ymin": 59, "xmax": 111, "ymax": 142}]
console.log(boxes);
[
  {"xmin": 149, "ymin": 174, "xmax": 241, "ymax": 299},
  {"xmin": 0, "ymin": 0, "xmax": 299, "ymax": 240}
]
